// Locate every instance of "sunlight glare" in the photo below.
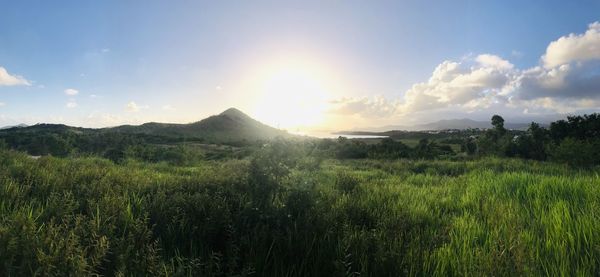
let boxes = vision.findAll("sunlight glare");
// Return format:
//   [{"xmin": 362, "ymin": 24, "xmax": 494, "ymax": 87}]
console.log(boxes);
[{"xmin": 252, "ymin": 63, "xmax": 331, "ymax": 130}]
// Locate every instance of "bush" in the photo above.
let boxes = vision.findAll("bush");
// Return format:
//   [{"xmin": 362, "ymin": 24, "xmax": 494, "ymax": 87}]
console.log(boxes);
[
  {"xmin": 335, "ymin": 172, "xmax": 360, "ymax": 193},
  {"xmin": 548, "ymin": 138, "xmax": 600, "ymax": 167}
]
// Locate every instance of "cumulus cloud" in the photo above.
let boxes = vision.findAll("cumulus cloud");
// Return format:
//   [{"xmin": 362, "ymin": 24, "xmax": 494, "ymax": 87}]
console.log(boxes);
[
  {"xmin": 516, "ymin": 62, "xmax": 600, "ymax": 100},
  {"xmin": 0, "ymin": 67, "xmax": 30, "ymax": 86},
  {"xmin": 543, "ymin": 22, "xmax": 600, "ymax": 68},
  {"xmin": 404, "ymin": 55, "xmax": 515, "ymax": 112},
  {"xmin": 64, "ymin": 88, "xmax": 79, "ymax": 96},
  {"xmin": 330, "ymin": 96, "xmax": 399, "ymax": 117},
  {"xmin": 331, "ymin": 22, "xmax": 600, "ymax": 122},
  {"xmin": 514, "ymin": 22, "xmax": 600, "ymax": 102},
  {"xmin": 126, "ymin": 101, "xmax": 149, "ymax": 112},
  {"xmin": 329, "ymin": 55, "xmax": 517, "ymax": 120},
  {"xmin": 476, "ymin": 54, "xmax": 514, "ymax": 70}
]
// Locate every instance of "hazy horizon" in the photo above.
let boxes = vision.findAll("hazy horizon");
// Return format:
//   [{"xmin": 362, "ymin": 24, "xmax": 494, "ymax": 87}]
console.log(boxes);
[
  {"xmin": 1, "ymin": 1, "xmax": 599, "ymax": 134},
  {"xmin": 0, "ymin": 106, "xmax": 552, "ymax": 134}
]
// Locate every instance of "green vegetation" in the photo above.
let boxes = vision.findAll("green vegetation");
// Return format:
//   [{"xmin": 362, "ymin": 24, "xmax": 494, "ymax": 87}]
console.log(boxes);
[
  {"xmin": 110, "ymin": 108, "xmax": 289, "ymax": 142},
  {"xmin": 1, "ymin": 110, "xmax": 600, "ymax": 275},
  {"xmin": 335, "ymin": 113, "xmax": 600, "ymax": 167},
  {"xmin": 0, "ymin": 108, "xmax": 286, "ymax": 161},
  {"xmin": 1, "ymin": 143, "xmax": 600, "ymax": 276},
  {"xmin": 3, "ymin": 109, "xmax": 599, "ymax": 167}
]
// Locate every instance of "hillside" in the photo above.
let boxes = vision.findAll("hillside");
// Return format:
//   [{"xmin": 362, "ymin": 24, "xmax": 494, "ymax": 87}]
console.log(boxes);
[
  {"xmin": 109, "ymin": 108, "xmax": 289, "ymax": 141},
  {"xmin": 0, "ymin": 108, "xmax": 288, "ymax": 142},
  {"xmin": 0, "ymin": 108, "xmax": 290, "ymax": 157}
]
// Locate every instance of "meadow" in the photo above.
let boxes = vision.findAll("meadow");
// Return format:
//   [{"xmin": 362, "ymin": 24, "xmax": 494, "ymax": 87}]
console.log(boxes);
[{"xmin": 1, "ymin": 146, "xmax": 599, "ymax": 276}]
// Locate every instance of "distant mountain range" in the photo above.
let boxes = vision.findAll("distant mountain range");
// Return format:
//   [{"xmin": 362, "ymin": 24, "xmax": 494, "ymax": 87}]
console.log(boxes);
[
  {"xmin": 0, "ymin": 108, "xmax": 289, "ymax": 142},
  {"xmin": 344, "ymin": 118, "xmax": 543, "ymax": 133}
]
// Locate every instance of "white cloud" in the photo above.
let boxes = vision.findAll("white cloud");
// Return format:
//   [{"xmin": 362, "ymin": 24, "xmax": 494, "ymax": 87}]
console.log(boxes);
[
  {"xmin": 330, "ymin": 56, "xmax": 517, "ymax": 120},
  {"xmin": 542, "ymin": 22, "xmax": 600, "ymax": 68},
  {"xmin": 330, "ymin": 23, "xmax": 600, "ymax": 123},
  {"xmin": 401, "ymin": 54, "xmax": 516, "ymax": 112},
  {"xmin": 330, "ymin": 96, "xmax": 399, "ymax": 117},
  {"xmin": 126, "ymin": 101, "xmax": 149, "ymax": 112},
  {"xmin": 162, "ymin": 105, "xmax": 175, "ymax": 111},
  {"xmin": 0, "ymin": 67, "xmax": 30, "ymax": 86},
  {"xmin": 66, "ymin": 100, "xmax": 78, "ymax": 108},
  {"xmin": 476, "ymin": 54, "xmax": 514, "ymax": 70},
  {"xmin": 518, "ymin": 62, "xmax": 600, "ymax": 99},
  {"xmin": 64, "ymin": 88, "xmax": 79, "ymax": 96},
  {"xmin": 0, "ymin": 102, "xmax": 5, "ymax": 107},
  {"xmin": 126, "ymin": 101, "xmax": 140, "ymax": 112}
]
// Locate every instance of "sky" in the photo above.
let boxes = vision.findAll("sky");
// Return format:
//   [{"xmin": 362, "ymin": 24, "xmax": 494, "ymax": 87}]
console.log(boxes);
[{"xmin": 1, "ymin": 1, "xmax": 600, "ymax": 134}]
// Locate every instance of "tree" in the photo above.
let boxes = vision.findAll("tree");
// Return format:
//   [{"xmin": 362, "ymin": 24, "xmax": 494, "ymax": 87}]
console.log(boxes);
[
  {"xmin": 413, "ymin": 139, "xmax": 433, "ymax": 159},
  {"xmin": 549, "ymin": 119, "xmax": 570, "ymax": 143},
  {"xmin": 104, "ymin": 147, "xmax": 127, "ymax": 163},
  {"xmin": 335, "ymin": 138, "xmax": 368, "ymax": 159},
  {"xmin": 477, "ymin": 115, "xmax": 510, "ymax": 156},
  {"xmin": 248, "ymin": 139, "xmax": 300, "ymax": 208},
  {"xmin": 548, "ymin": 138, "xmax": 600, "ymax": 167},
  {"xmin": 368, "ymin": 138, "xmax": 411, "ymax": 159},
  {"xmin": 549, "ymin": 113, "xmax": 600, "ymax": 142},
  {"xmin": 511, "ymin": 122, "xmax": 549, "ymax": 160},
  {"xmin": 461, "ymin": 137, "xmax": 477, "ymax": 155},
  {"xmin": 491, "ymin": 115, "xmax": 506, "ymax": 135}
]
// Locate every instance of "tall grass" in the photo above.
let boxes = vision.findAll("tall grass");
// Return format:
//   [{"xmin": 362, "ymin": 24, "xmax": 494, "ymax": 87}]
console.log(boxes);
[{"xmin": 0, "ymin": 149, "xmax": 599, "ymax": 276}]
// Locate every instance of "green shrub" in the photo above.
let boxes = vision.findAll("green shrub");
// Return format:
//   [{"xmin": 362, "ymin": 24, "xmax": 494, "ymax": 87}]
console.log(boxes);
[
  {"xmin": 1, "ymin": 148, "xmax": 599, "ymax": 276},
  {"xmin": 548, "ymin": 138, "xmax": 600, "ymax": 167},
  {"xmin": 335, "ymin": 172, "xmax": 360, "ymax": 193}
]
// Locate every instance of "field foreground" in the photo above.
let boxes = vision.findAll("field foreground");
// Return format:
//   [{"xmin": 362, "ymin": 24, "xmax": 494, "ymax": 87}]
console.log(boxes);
[{"xmin": 1, "ymin": 150, "xmax": 599, "ymax": 276}]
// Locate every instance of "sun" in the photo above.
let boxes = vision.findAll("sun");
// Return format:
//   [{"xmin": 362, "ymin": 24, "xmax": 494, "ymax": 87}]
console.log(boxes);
[{"xmin": 252, "ymin": 62, "xmax": 331, "ymax": 130}]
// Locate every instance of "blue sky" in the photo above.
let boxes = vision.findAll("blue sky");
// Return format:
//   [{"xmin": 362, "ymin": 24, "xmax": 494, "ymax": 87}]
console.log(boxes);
[{"xmin": 1, "ymin": 1, "xmax": 599, "ymax": 131}]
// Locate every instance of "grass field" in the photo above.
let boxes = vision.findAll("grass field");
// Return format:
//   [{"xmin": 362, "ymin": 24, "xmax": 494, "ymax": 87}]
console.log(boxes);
[{"xmin": 1, "ymin": 149, "xmax": 599, "ymax": 276}]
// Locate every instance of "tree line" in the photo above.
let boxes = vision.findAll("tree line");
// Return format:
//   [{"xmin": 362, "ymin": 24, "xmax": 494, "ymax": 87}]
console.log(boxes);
[
  {"xmin": 0, "ymin": 113, "xmax": 599, "ymax": 166},
  {"xmin": 476, "ymin": 114, "xmax": 600, "ymax": 166}
]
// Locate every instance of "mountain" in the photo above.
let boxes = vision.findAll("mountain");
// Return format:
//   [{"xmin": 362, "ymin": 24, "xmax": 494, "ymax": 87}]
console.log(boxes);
[
  {"xmin": 0, "ymin": 108, "xmax": 290, "ymax": 143},
  {"xmin": 110, "ymin": 107, "xmax": 289, "ymax": 141}
]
